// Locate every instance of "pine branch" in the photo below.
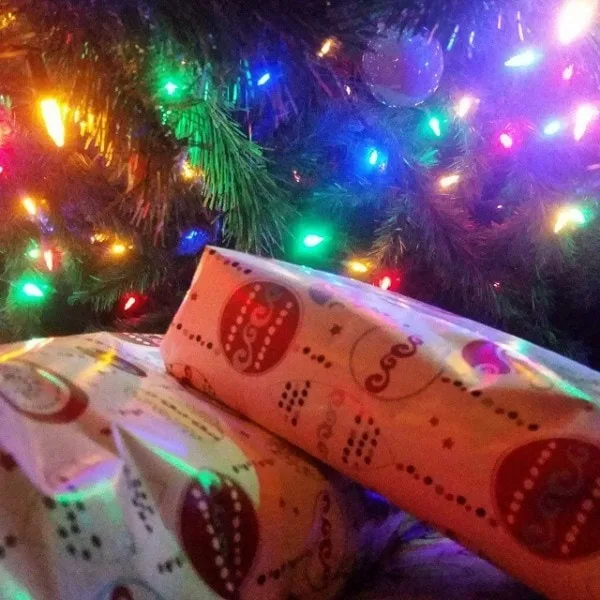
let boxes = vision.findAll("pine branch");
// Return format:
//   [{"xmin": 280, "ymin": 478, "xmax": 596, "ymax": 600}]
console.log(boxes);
[{"xmin": 170, "ymin": 97, "xmax": 293, "ymax": 252}]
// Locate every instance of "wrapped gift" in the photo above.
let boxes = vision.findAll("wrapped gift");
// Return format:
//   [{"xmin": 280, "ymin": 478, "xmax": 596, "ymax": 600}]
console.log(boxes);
[
  {"xmin": 0, "ymin": 331, "xmax": 403, "ymax": 600},
  {"xmin": 162, "ymin": 246, "xmax": 600, "ymax": 600}
]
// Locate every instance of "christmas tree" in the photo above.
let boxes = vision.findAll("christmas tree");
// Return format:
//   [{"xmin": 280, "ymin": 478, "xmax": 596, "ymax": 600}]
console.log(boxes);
[{"xmin": 0, "ymin": 0, "xmax": 599, "ymax": 365}]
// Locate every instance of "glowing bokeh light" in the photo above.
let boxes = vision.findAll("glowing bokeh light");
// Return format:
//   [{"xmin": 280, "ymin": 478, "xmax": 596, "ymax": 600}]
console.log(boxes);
[
  {"xmin": 43, "ymin": 249, "xmax": 54, "ymax": 272},
  {"xmin": 429, "ymin": 117, "xmax": 442, "ymax": 137},
  {"xmin": 563, "ymin": 64, "xmax": 575, "ymax": 80},
  {"xmin": 573, "ymin": 103, "xmax": 599, "ymax": 141},
  {"xmin": 124, "ymin": 297, "xmax": 136, "ymax": 311},
  {"xmin": 368, "ymin": 149, "xmax": 379, "ymax": 165},
  {"xmin": 348, "ymin": 260, "xmax": 370, "ymax": 274},
  {"xmin": 554, "ymin": 206, "xmax": 586, "ymax": 233},
  {"xmin": 40, "ymin": 98, "xmax": 65, "ymax": 147},
  {"xmin": 558, "ymin": 0, "xmax": 596, "ymax": 45},
  {"xmin": 318, "ymin": 38, "xmax": 334, "ymax": 57},
  {"xmin": 26, "ymin": 247, "xmax": 41, "ymax": 260},
  {"xmin": 439, "ymin": 174, "xmax": 460, "ymax": 189},
  {"xmin": 504, "ymin": 49, "xmax": 542, "ymax": 68},
  {"xmin": 379, "ymin": 276, "xmax": 392, "ymax": 291},
  {"xmin": 455, "ymin": 96, "xmax": 477, "ymax": 118},
  {"xmin": 110, "ymin": 242, "xmax": 127, "ymax": 255},
  {"xmin": 22, "ymin": 282, "xmax": 44, "ymax": 298},
  {"xmin": 543, "ymin": 120, "xmax": 562, "ymax": 136},
  {"xmin": 257, "ymin": 72, "xmax": 271, "ymax": 86},
  {"xmin": 22, "ymin": 196, "xmax": 37, "ymax": 216},
  {"xmin": 303, "ymin": 234, "xmax": 325, "ymax": 248},
  {"xmin": 164, "ymin": 81, "xmax": 178, "ymax": 96},
  {"xmin": 499, "ymin": 133, "xmax": 514, "ymax": 148}
]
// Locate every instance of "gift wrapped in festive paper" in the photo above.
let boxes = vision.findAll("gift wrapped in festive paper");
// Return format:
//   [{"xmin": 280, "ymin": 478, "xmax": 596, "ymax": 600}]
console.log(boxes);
[
  {"xmin": 162, "ymin": 246, "xmax": 600, "ymax": 600},
  {"xmin": 0, "ymin": 331, "xmax": 406, "ymax": 600}
]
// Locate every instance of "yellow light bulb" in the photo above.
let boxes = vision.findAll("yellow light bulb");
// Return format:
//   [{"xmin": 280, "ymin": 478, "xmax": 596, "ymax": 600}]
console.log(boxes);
[
  {"xmin": 90, "ymin": 232, "xmax": 109, "ymax": 243},
  {"xmin": 43, "ymin": 249, "xmax": 54, "ymax": 272},
  {"xmin": 439, "ymin": 174, "xmax": 460, "ymax": 189},
  {"xmin": 110, "ymin": 242, "xmax": 127, "ymax": 255},
  {"xmin": 317, "ymin": 37, "xmax": 339, "ymax": 58},
  {"xmin": 318, "ymin": 39, "xmax": 333, "ymax": 57},
  {"xmin": 181, "ymin": 161, "xmax": 196, "ymax": 180},
  {"xmin": 22, "ymin": 196, "xmax": 37, "ymax": 216},
  {"xmin": 348, "ymin": 260, "xmax": 370, "ymax": 274},
  {"xmin": 455, "ymin": 96, "xmax": 478, "ymax": 118},
  {"xmin": 554, "ymin": 206, "xmax": 586, "ymax": 233},
  {"xmin": 40, "ymin": 98, "xmax": 65, "ymax": 147}
]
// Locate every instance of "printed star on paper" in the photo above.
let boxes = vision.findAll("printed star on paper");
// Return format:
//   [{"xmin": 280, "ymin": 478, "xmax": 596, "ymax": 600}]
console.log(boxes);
[
  {"xmin": 429, "ymin": 417, "xmax": 439, "ymax": 427},
  {"xmin": 443, "ymin": 438, "xmax": 454, "ymax": 449},
  {"xmin": 330, "ymin": 324, "xmax": 343, "ymax": 336}
]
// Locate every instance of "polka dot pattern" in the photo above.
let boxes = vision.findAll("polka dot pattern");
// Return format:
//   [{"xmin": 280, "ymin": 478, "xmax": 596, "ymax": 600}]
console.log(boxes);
[
  {"xmin": 43, "ymin": 489, "xmax": 105, "ymax": 560},
  {"xmin": 278, "ymin": 381, "xmax": 311, "ymax": 426},
  {"xmin": 342, "ymin": 413, "xmax": 382, "ymax": 469},
  {"xmin": 172, "ymin": 325, "xmax": 215, "ymax": 352},
  {"xmin": 231, "ymin": 458, "xmax": 275, "ymax": 474},
  {"xmin": 124, "ymin": 466, "xmax": 156, "ymax": 535},
  {"xmin": 301, "ymin": 346, "xmax": 333, "ymax": 369},
  {"xmin": 440, "ymin": 376, "xmax": 540, "ymax": 431},
  {"xmin": 395, "ymin": 463, "xmax": 497, "ymax": 528},
  {"xmin": 157, "ymin": 554, "xmax": 185, "ymax": 574},
  {"xmin": 255, "ymin": 550, "xmax": 312, "ymax": 587},
  {"xmin": 208, "ymin": 248, "xmax": 253, "ymax": 275}
]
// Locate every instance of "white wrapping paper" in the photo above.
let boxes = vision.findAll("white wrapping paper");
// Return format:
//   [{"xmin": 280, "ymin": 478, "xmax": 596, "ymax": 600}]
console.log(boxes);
[{"xmin": 0, "ymin": 331, "xmax": 389, "ymax": 600}]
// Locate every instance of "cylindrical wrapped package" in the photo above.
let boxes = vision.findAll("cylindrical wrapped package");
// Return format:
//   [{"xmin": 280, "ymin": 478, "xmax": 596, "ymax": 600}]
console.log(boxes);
[
  {"xmin": 161, "ymin": 246, "xmax": 600, "ymax": 600},
  {"xmin": 0, "ymin": 331, "xmax": 401, "ymax": 600}
]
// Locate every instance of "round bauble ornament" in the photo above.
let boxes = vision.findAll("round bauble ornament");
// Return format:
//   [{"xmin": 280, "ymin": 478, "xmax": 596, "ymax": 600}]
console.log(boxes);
[{"xmin": 362, "ymin": 32, "xmax": 444, "ymax": 107}]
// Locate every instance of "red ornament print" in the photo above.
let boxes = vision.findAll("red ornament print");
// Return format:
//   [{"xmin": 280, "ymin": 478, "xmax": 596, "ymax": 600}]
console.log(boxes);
[
  {"xmin": 494, "ymin": 438, "xmax": 600, "ymax": 560},
  {"xmin": 220, "ymin": 282, "xmax": 300, "ymax": 375},
  {"xmin": 180, "ymin": 472, "xmax": 259, "ymax": 599},
  {"xmin": 0, "ymin": 360, "xmax": 88, "ymax": 424}
]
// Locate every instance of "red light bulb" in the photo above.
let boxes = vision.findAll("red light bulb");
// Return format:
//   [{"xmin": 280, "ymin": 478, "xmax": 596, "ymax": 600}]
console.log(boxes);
[
  {"xmin": 379, "ymin": 276, "xmax": 392, "ymax": 290},
  {"xmin": 119, "ymin": 292, "xmax": 148, "ymax": 316},
  {"xmin": 124, "ymin": 297, "xmax": 136, "ymax": 311}
]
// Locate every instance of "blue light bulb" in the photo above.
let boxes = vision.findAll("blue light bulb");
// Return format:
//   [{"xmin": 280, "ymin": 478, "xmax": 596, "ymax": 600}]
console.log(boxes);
[
  {"xmin": 504, "ymin": 49, "xmax": 542, "ymax": 68},
  {"xmin": 543, "ymin": 120, "xmax": 562, "ymax": 136},
  {"xmin": 257, "ymin": 72, "xmax": 271, "ymax": 86}
]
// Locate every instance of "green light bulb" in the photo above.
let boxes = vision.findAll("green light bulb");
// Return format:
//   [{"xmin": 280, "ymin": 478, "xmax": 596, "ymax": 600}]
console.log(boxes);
[
  {"xmin": 26, "ymin": 247, "xmax": 40, "ymax": 260},
  {"xmin": 22, "ymin": 283, "xmax": 44, "ymax": 298},
  {"xmin": 429, "ymin": 117, "xmax": 442, "ymax": 137},
  {"xmin": 164, "ymin": 81, "xmax": 179, "ymax": 96},
  {"xmin": 303, "ymin": 234, "xmax": 325, "ymax": 248}
]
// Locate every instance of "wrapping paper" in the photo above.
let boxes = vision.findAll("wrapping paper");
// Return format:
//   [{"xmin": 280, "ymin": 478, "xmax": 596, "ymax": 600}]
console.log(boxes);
[
  {"xmin": 162, "ymin": 246, "xmax": 600, "ymax": 600},
  {"xmin": 0, "ymin": 331, "xmax": 397, "ymax": 600}
]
